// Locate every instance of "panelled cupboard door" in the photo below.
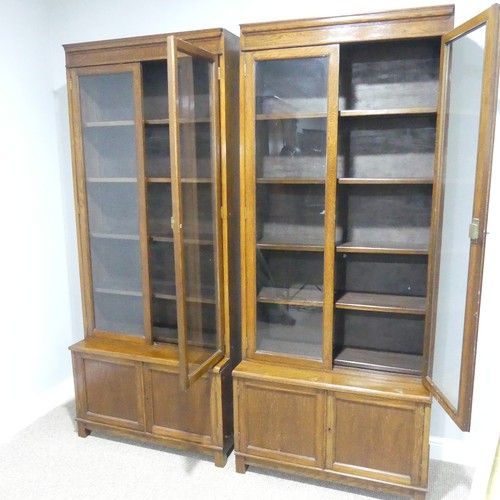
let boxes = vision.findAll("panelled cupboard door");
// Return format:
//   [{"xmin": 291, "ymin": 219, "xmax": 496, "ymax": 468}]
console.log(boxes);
[
  {"xmin": 326, "ymin": 393, "xmax": 429, "ymax": 488},
  {"xmin": 236, "ymin": 379, "xmax": 326, "ymax": 468},
  {"xmin": 166, "ymin": 36, "xmax": 224, "ymax": 389},
  {"xmin": 424, "ymin": 5, "xmax": 500, "ymax": 431},
  {"xmin": 242, "ymin": 46, "xmax": 339, "ymax": 369},
  {"xmin": 69, "ymin": 64, "xmax": 151, "ymax": 343}
]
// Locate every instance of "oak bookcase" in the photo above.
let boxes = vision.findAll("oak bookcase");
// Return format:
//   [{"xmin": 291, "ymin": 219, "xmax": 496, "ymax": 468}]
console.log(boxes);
[
  {"xmin": 234, "ymin": 4, "xmax": 500, "ymax": 498},
  {"xmin": 65, "ymin": 28, "xmax": 240, "ymax": 466}
]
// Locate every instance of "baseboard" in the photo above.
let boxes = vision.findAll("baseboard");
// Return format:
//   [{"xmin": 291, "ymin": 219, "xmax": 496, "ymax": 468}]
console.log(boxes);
[
  {"xmin": 0, "ymin": 377, "xmax": 74, "ymax": 444},
  {"xmin": 429, "ymin": 435, "xmax": 474, "ymax": 466}
]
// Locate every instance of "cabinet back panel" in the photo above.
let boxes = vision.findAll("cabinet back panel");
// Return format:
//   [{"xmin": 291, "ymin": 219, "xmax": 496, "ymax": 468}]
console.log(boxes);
[
  {"xmin": 338, "ymin": 185, "xmax": 432, "ymax": 246},
  {"xmin": 336, "ymin": 253, "xmax": 428, "ymax": 296},
  {"xmin": 339, "ymin": 39, "xmax": 441, "ymax": 110},
  {"xmin": 335, "ymin": 309, "xmax": 424, "ymax": 355},
  {"xmin": 142, "ymin": 62, "xmax": 169, "ymax": 120},
  {"xmin": 257, "ymin": 184, "xmax": 325, "ymax": 242},
  {"xmin": 337, "ymin": 115, "xmax": 436, "ymax": 179}
]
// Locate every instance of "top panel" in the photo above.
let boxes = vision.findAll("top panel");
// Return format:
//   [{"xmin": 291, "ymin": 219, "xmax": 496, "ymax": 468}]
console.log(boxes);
[
  {"xmin": 240, "ymin": 5, "xmax": 454, "ymax": 51},
  {"xmin": 64, "ymin": 28, "xmax": 228, "ymax": 68}
]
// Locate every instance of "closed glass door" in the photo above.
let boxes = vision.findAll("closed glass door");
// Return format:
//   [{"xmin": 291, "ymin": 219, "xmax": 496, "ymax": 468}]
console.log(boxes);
[
  {"xmin": 75, "ymin": 65, "xmax": 148, "ymax": 338},
  {"xmin": 243, "ymin": 46, "xmax": 339, "ymax": 368}
]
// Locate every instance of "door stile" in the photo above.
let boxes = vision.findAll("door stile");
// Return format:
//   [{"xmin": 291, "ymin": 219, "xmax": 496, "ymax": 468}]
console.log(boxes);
[
  {"xmin": 167, "ymin": 36, "xmax": 190, "ymax": 388},
  {"xmin": 133, "ymin": 63, "xmax": 153, "ymax": 344},
  {"xmin": 322, "ymin": 45, "xmax": 340, "ymax": 370}
]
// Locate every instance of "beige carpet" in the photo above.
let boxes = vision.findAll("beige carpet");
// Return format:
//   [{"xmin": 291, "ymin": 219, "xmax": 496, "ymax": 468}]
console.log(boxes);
[{"xmin": 0, "ymin": 401, "xmax": 473, "ymax": 499}]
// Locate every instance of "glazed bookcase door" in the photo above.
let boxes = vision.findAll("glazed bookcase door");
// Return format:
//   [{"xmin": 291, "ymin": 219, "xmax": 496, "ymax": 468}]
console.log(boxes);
[
  {"xmin": 71, "ymin": 64, "xmax": 151, "ymax": 342},
  {"xmin": 242, "ymin": 46, "xmax": 339, "ymax": 368},
  {"xmin": 424, "ymin": 5, "xmax": 500, "ymax": 431},
  {"xmin": 166, "ymin": 36, "xmax": 224, "ymax": 389}
]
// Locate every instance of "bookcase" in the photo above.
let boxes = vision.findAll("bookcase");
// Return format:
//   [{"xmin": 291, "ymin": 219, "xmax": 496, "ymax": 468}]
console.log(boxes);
[
  {"xmin": 65, "ymin": 28, "xmax": 240, "ymax": 466},
  {"xmin": 234, "ymin": 5, "xmax": 500, "ymax": 498}
]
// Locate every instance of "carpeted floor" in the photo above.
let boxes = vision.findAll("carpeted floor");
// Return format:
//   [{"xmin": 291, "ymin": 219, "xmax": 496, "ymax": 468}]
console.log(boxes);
[{"xmin": 0, "ymin": 400, "xmax": 473, "ymax": 499}]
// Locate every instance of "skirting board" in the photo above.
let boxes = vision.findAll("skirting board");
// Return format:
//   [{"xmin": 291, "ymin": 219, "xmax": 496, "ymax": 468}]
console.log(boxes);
[
  {"xmin": 430, "ymin": 436, "xmax": 474, "ymax": 466},
  {"xmin": 0, "ymin": 377, "xmax": 74, "ymax": 444}
]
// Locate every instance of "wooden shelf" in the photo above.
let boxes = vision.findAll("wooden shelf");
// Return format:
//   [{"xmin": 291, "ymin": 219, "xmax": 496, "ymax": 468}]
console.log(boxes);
[
  {"xmin": 338, "ymin": 178, "xmax": 433, "ymax": 185},
  {"xmin": 147, "ymin": 177, "xmax": 172, "ymax": 183},
  {"xmin": 181, "ymin": 178, "xmax": 212, "ymax": 184},
  {"xmin": 335, "ymin": 292, "xmax": 426, "ymax": 315},
  {"xmin": 257, "ymin": 235, "xmax": 324, "ymax": 252},
  {"xmin": 94, "ymin": 287, "xmax": 143, "ymax": 297},
  {"xmin": 257, "ymin": 178, "xmax": 325, "ymax": 185},
  {"xmin": 256, "ymin": 112, "xmax": 327, "ymax": 121},
  {"xmin": 87, "ymin": 177, "xmax": 137, "ymax": 183},
  {"xmin": 144, "ymin": 117, "xmax": 211, "ymax": 125},
  {"xmin": 257, "ymin": 286, "xmax": 323, "ymax": 307},
  {"xmin": 150, "ymin": 235, "xmax": 214, "ymax": 245},
  {"xmin": 339, "ymin": 108, "xmax": 437, "ymax": 118},
  {"xmin": 91, "ymin": 232, "xmax": 139, "ymax": 241},
  {"xmin": 337, "ymin": 241, "xmax": 429, "ymax": 255},
  {"xmin": 154, "ymin": 292, "xmax": 215, "ymax": 305},
  {"xmin": 145, "ymin": 119, "xmax": 169, "ymax": 125},
  {"xmin": 335, "ymin": 347, "xmax": 422, "ymax": 376},
  {"xmin": 84, "ymin": 120, "xmax": 135, "ymax": 127}
]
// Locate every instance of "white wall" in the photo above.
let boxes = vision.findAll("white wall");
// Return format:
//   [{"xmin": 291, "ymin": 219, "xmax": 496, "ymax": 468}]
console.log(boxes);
[
  {"xmin": 2, "ymin": 0, "xmax": 498, "ymax": 492},
  {"xmin": 0, "ymin": 0, "xmax": 78, "ymax": 442}
]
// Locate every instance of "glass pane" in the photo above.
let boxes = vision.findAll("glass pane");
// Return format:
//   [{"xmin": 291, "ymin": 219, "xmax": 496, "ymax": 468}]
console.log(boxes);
[
  {"xmin": 79, "ymin": 72, "xmax": 144, "ymax": 336},
  {"xmin": 256, "ymin": 250, "xmax": 324, "ymax": 359},
  {"xmin": 142, "ymin": 62, "xmax": 171, "ymax": 178},
  {"xmin": 431, "ymin": 26, "xmax": 486, "ymax": 409},
  {"xmin": 177, "ymin": 54, "xmax": 220, "ymax": 360},
  {"xmin": 254, "ymin": 57, "xmax": 328, "ymax": 360},
  {"xmin": 256, "ymin": 58, "xmax": 328, "ymax": 115}
]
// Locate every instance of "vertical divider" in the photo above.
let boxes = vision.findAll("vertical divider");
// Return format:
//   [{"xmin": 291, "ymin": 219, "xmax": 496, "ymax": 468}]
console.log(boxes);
[
  {"xmin": 322, "ymin": 45, "xmax": 340, "ymax": 369},
  {"xmin": 167, "ymin": 36, "xmax": 189, "ymax": 389},
  {"xmin": 134, "ymin": 63, "xmax": 153, "ymax": 344}
]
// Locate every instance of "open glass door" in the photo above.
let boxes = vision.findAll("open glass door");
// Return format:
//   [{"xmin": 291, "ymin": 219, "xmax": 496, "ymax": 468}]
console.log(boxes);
[
  {"xmin": 167, "ymin": 36, "xmax": 223, "ymax": 389},
  {"xmin": 424, "ymin": 5, "xmax": 500, "ymax": 431}
]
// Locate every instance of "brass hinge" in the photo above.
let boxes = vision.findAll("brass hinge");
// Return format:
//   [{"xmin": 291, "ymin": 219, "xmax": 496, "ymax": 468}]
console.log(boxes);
[
  {"xmin": 221, "ymin": 205, "xmax": 227, "ymax": 220},
  {"xmin": 218, "ymin": 66, "xmax": 221, "ymax": 80},
  {"xmin": 243, "ymin": 62, "xmax": 247, "ymax": 77},
  {"xmin": 171, "ymin": 216, "xmax": 174, "ymax": 230},
  {"xmin": 469, "ymin": 218, "xmax": 480, "ymax": 243}
]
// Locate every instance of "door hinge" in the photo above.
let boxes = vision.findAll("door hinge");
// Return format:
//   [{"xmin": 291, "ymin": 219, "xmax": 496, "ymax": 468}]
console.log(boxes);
[
  {"xmin": 217, "ymin": 65, "xmax": 221, "ymax": 80},
  {"xmin": 243, "ymin": 62, "xmax": 247, "ymax": 77},
  {"xmin": 469, "ymin": 218, "xmax": 480, "ymax": 243},
  {"xmin": 171, "ymin": 216, "xmax": 174, "ymax": 230},
  {"xmin": 221, "ymin": 205, "xmax": 227, "ymax": 220}
]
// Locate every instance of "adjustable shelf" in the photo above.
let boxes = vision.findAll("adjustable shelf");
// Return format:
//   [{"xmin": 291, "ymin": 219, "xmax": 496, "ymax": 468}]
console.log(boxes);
[
  {"xmin": 257, "ymin": 286, "xmax": 323, "ymax": 307},
  {"xmin": 335, "ymin": 292, "xmax": 426, "ymax": 315},
  {"xmin": 336, "ymin": 241, "xmax": 429, "ymax": 255},
  {"xmin": 337, "ymin": 178, "xmax": 433, "ymax": 185},
  {"xmin": 335, "ymin": 347, "xmax": 422, "ymax": 376},
  {"xmin": 339, "ymin": 108, "xmax": 437, "ymax": 118}
]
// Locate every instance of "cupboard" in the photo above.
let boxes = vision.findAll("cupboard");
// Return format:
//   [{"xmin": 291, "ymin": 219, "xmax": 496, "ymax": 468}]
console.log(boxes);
[
  {"xmin": 65, "ymin": 28, "xmax": 240, "ymax": 466},
  {"xmin": 234, "ymin": 4, "xmax": 499, "ymax": 498}
]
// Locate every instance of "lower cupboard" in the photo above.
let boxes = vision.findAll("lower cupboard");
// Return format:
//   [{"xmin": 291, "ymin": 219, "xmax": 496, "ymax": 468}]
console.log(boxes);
[
  {"xmin": 70, "ymin": 339, "xmax": 234, "ymax": 466},
  {"xmin": 233, "ymin": 361, "xmax": 431, "ymax": 499}
]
